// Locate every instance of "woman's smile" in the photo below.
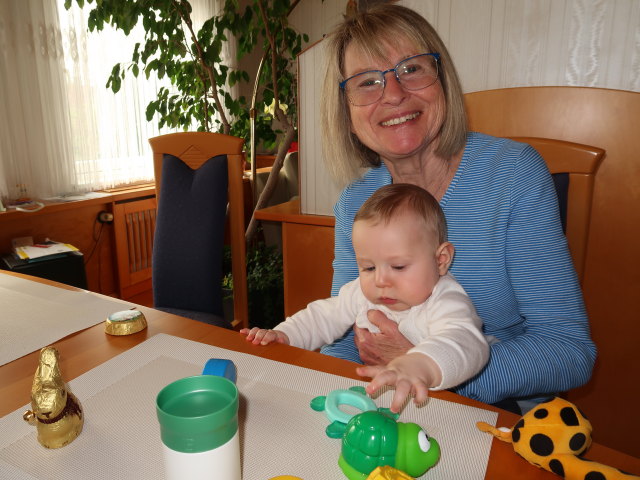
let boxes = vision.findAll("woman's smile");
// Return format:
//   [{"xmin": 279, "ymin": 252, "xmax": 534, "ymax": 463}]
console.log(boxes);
[{"xmin": 381, "ymin": 111, "xmax": 421, "ymax": 127}]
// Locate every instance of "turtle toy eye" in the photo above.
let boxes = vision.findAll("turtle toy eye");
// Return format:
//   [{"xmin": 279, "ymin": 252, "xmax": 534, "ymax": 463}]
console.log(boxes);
[
  {"xmin": 418, "ymin": 430, "xmax": 431, "ymax": 452},
  {"xmin": 395, "ymin": 423, "xmax": 441, "ymax": 477}
]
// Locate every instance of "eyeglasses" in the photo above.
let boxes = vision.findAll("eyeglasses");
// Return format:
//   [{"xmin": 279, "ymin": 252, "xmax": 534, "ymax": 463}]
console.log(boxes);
[{"xmin": 340, "ymin": 53, "xmax": 440, "ymax": 106}]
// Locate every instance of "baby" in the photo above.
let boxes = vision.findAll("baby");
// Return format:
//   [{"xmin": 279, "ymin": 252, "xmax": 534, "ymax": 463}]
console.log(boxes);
[{"xmin": 241, "ymin": 184, "xmax": 489, "ymax": 412}]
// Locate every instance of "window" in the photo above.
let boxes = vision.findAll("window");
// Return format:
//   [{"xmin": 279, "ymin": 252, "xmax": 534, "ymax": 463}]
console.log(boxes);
[{"xmin": 0, "ymin": 0, "xmax": 225, "ymax": 201}]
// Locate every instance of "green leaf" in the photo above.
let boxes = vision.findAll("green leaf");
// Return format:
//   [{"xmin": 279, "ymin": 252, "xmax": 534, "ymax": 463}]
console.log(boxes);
[{"xmin": 77, "ymin": 0, "xmax": 307, "ymax": 140}]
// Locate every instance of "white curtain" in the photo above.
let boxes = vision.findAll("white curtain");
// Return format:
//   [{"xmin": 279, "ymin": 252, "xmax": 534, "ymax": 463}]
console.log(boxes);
[
  {"xmin": 0, "ymin": 0, "xmax": 76, "ymax": 199},
  {"xmin": 59, "ymin": 1, "xmax": 169, "ymax": 194},
  {"xmin": 0, "ymin": 0, "xmax": 229, "ymax": 201}
]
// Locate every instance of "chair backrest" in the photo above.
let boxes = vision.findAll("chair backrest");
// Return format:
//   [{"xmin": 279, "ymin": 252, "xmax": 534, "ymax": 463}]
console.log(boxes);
[
  {"xmin": 462, "ymin": 87, "xmax": 640, "ymax": 457},
  {"xmin": 506, "ymin": 137, "xmax": 604, "ymax": 283},
  {"xmin": 149, "ymin": 132, "xmax": 248, "ymax": 330}
]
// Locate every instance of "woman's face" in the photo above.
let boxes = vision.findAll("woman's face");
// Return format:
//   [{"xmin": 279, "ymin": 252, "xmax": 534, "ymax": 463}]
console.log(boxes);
[{"xmin": 344, "ymin": 38, "xmax": 446, "ymax": 163}]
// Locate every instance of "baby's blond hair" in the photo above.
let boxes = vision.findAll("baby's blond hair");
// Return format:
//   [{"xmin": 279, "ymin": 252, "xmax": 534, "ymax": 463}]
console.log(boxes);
[{"xmin": 354, "ymin": 184, "xmax": 447, "ymax": 245}]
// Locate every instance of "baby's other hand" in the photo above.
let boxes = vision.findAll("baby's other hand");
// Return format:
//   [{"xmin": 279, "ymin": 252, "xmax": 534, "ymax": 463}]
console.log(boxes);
[
  {"xmin": 356, "ymin": 353, "xmax": 441, "ymax": 413},
  {"xmin": 239, "ymin": 327, "xmax": 289, "ymax": 345}
]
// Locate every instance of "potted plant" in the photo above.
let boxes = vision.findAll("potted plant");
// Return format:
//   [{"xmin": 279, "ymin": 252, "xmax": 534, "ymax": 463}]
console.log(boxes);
[
  {"xmin": 67, "ymin": 0, "xmax": 305, "ymax": 327},
  {"xmin": 66, "ymin": 0, "xmax": 307, "ymax": 241},
  {"xmin": 222, "ymin": 240, "xmax": 283, "ymax": 329}
]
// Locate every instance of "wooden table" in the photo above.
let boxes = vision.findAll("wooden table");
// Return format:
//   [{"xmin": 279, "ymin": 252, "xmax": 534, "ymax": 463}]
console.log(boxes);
[{"xmin": 1, "ymin": 271, "xmax": 638, "ymax": 479}]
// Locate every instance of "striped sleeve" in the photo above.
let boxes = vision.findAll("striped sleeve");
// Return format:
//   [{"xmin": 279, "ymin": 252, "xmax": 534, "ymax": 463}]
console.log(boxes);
[{"xmin": 453, "ymin": 140, "xmax": 596, "ymax": 403}]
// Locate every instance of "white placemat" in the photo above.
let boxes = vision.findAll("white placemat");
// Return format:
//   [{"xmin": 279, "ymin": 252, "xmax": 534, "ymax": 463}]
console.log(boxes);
[
  {"xmin": 0, "ymin": 334, "xmax": 497, "ymax": 479},
  {"xmin": 0, "ymin": 273, "xmax": 134, "ymax": 366}
]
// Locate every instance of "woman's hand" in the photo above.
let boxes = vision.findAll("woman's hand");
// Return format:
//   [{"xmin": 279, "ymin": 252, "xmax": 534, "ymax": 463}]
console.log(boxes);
[
  {"xmin": 356, "ymin": 353, "xmax": 441, "ymax": 413},
  {"xmin": 240, "ymin": 327, "xmax": 289, "ymax": 346},
  {"xmin": 354, "ymin": 310, "xmax": 414, "ymax": 365}
]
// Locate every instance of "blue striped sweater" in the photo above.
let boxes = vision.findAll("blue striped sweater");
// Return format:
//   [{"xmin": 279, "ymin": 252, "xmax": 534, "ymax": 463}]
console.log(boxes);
[{"xmin": 320, "ymin": 132, "xmax": 596, "ymax": 404}]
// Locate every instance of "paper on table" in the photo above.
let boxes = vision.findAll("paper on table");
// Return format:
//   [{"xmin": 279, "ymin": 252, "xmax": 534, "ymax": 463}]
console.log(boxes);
[
  {"xmin": 0, "ymin": 334, "xmax": 498, "ymax": 480},
  {"xmin": 0, "ymin": 273, "xmax": 134, "ymax": 366},
  {"xmin": 14, "ymin": 243, "xmax": 78, "ymax": 261}
]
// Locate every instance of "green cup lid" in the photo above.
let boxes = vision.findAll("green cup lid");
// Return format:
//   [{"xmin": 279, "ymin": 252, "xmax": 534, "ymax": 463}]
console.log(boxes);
[{"xmin": 156, "ymin": 375, "xmax": 238, "ymax": 453}]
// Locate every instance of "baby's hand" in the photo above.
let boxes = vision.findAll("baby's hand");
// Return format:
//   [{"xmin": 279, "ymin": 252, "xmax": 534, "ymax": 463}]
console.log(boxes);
[
  {"xmin": 356, "ymin": 353, "xmax": 441, "ymax": 413},
  {"xmin": 240, "ymin": 327, "xmax": 289, "ymax": 346}
]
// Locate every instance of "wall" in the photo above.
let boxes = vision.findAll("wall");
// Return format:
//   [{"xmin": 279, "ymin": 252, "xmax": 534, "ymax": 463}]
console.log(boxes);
[
  {"xmin": 402, "ymin": 0, "xmax": 640, "ymax": 93},
  {"xmin": 289, "ymin": 0, "xmax": 345, "ymax": 43}
]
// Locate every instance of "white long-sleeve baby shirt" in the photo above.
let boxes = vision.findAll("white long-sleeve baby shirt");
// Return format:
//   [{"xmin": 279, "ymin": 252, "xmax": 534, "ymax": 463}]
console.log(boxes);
[{"xmin": 274, "ymin": 273, "xmax": 489, "ymax": 390}]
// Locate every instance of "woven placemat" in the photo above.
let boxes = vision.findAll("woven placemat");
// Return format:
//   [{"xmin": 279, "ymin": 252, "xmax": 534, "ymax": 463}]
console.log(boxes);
[
  {"xmin": 0, "ymin": 274, "xmax": 133, "ymax": 366},
  {"xmin": 0, "ymin": 334, "xmax": 497, "ymax": 479}
]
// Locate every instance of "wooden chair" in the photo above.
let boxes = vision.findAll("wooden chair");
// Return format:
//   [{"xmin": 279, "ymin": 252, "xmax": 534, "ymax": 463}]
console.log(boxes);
[
  {"xmin": 149, "ymin": 132, "xmax": 248, "ymax": 330},
  {"xmin": 505, "ymin": 137, "xmax": 604, "ymax": 284},
  {"xmin": 464, "ymin": 86, "xmax": 640, "ymax": 458}
]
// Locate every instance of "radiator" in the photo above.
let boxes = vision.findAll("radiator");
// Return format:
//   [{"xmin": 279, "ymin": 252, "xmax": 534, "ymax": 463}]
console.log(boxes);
[{"xmin": 113, "ymin": 196, "xmax": 157, "ymax": 299}]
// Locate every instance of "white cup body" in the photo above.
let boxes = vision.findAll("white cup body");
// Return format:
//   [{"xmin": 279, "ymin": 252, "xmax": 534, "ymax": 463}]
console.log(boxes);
[{"xmin": 162, "ymin": 430, "xmax": 241, "ymax": 480}]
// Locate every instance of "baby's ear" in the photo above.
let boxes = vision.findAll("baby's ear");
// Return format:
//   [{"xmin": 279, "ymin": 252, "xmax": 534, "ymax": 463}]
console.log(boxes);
[{"xmin": 436, "ymin": 242, "xmax": 454, "ymax": 274}]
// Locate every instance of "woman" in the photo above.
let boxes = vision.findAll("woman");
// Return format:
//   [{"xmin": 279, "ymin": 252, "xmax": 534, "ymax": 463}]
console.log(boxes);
[{"xmin": 319, "ymin": 4, "xmax": 595, "ymax": 411}]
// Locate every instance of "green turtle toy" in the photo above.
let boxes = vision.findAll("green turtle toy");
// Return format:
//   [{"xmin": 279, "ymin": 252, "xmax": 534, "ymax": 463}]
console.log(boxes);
[
  {"xmin": 310, "ymin": 386, "xmax": 398, "ymax": 438},
  {"xmin": 311, "ymin": 387, "xmax": 440, "ymax": 479}
]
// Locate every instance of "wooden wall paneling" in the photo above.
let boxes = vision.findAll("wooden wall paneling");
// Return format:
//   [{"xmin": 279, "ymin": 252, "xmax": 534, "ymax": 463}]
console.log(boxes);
[{"xmin": 281, "ymin": 222, "xmax": 334, "ymax": 317}]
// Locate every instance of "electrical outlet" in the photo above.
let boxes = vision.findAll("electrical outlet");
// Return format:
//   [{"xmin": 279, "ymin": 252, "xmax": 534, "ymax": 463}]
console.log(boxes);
[{"xmin": 98, "ymin": 211, "xmax": 114, "ymax": 224}]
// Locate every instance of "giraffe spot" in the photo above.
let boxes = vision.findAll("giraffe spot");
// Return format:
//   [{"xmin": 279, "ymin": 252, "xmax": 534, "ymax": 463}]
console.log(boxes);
[
  {"xmin": 560, "ymin": 407, "xmax": 580, "ymax": 426},
  {"xmin": 569, "ymin": 432, "xmax": 587, "ymax": 451},
  {"xmin": 534, "ymin": 408, "xmax": 549, "ymax": 419},
  {"xmin": 512, "ymin": 419, "xmax": 524, "ymax": 443},
  {"xmin": 549, "ymin": 459, "xmax": 565, "ymax": 477},
  {"xmin": 584, "ymin": 472, "xmax": 606, "ymax": 480},
  {"xmin": 530, "ymin": 433, "xmax": 554, "ymax": 456}
]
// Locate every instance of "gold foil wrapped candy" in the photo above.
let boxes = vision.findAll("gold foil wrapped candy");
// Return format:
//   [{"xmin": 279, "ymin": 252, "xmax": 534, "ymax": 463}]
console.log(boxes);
[
  {"xmin": 104, "ymin": 309, "xmax": 147, "ymax": 335},
  {"xmin": 23, "ymin": 347, "xmax": 83, "ymax": 449},
  {"xmin": 366, "ymin": 466, "xmax": 415, "ymax": 480}
]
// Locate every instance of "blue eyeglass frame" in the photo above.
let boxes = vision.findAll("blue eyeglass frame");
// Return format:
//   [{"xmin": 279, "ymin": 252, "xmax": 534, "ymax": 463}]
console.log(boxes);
[{"xmin": 339, "ymin": 53, "xmax": 441, "ymax": 91}]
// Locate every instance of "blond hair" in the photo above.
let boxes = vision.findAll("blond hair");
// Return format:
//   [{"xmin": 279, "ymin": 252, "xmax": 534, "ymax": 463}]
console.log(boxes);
[
  {"xmin": 321, "ymin": 4, "xmax": 467, "ymax": 186},
  {"xmin": 354, "ymin": 184, "xmax": 448, "ymax": 245}
]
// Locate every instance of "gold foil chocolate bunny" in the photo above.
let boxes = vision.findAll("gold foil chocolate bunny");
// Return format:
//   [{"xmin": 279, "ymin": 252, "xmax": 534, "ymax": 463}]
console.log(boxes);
[{"xmin": 23, "ymin": 346, "xmax": 83, "ymax": 448}]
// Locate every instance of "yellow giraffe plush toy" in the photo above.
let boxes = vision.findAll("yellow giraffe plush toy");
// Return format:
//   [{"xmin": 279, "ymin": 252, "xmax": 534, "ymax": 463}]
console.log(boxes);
[{"xmin": 477, "ymin": 397, "xmax": 639, "ymax": 480}]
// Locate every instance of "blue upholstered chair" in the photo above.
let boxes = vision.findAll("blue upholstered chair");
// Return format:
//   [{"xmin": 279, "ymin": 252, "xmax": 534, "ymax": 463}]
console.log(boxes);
[{"xmin": 149, "ymin": 132, "xmax": 248, "ymax": 330}]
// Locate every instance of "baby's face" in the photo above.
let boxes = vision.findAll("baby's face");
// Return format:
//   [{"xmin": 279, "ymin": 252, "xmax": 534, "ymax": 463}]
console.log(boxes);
[{"xmin": 353, "ymin": 212, "xmax": 442, "ymax": 311}]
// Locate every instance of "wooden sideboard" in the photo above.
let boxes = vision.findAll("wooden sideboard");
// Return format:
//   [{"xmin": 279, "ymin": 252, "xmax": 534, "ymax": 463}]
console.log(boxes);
[{"xmin": 254, "ymin": 198, "xmax": 335, "ymax": 316}]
